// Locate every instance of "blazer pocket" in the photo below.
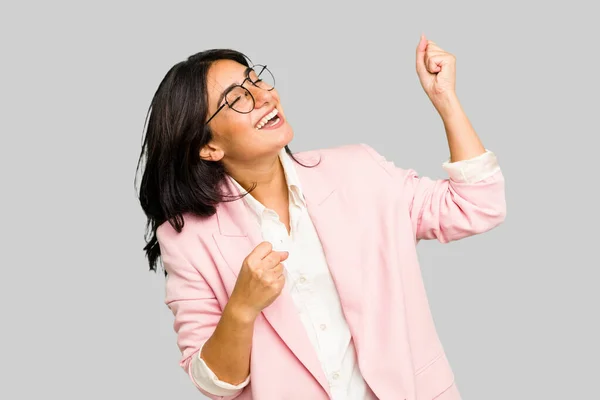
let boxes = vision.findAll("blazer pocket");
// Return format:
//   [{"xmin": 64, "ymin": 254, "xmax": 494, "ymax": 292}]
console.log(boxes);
[{"xmin": 414, "ymin": 352, "xmax": 456, "ymax": 400}]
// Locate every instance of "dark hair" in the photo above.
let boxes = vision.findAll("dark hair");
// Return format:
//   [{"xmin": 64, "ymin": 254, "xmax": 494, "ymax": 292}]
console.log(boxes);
[{"xmin": 135, "ymin": 49, "xmax": 313, "ymax": 275}]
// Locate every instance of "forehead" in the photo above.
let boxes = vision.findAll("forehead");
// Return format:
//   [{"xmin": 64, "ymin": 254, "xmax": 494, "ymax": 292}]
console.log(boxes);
[{"xmin": 206, "ymin": 59, "xmax": 248, "ymax": 100}]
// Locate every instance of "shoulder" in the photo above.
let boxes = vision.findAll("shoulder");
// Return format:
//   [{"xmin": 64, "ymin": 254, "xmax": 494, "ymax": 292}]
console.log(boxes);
[
  {"xmin": 156, "ymin": 212, "xmax": 217, "ymax": 253},
  {"xmin": 294, "ymin": 142, "xmax": 383, "ymax": 163},
  {"xmin": 293, "ymin": 142, "xmax": 394, "ymax": 182}
]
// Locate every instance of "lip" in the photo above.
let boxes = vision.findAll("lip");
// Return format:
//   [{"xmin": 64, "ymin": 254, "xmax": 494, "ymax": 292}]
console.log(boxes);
[{"xmin": 255, "ymin": 107, "xmax": 278, "ymax": 128}]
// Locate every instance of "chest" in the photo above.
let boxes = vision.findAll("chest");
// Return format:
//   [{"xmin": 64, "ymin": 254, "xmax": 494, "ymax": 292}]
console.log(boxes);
[{"xmin": 258, "ymin": 202, "xmax": 334, "ymax": 286}]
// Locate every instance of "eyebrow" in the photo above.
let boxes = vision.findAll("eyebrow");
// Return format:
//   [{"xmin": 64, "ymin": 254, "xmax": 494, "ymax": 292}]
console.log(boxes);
[{"xmin": 215, "ymin": 66, "xmax": 252, "ymax": 107}]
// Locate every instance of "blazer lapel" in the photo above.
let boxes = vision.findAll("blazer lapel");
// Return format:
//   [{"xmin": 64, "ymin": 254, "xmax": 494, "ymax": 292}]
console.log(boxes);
[
  {"xmin": 213, "ymin": 177, "xmax": 331, "ymax": 397},
  {"xmin": 294, "ymin": 151, "xmax": 365, "ymax": 341}
]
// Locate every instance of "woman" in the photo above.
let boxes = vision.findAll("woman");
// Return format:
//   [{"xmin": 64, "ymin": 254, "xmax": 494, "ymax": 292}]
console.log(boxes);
[{"xmin": 136, "ymin": 35, "xmax": 506, "ymax": 400}]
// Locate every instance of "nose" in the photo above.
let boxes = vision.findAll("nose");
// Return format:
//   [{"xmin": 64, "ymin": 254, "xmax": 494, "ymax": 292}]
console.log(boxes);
[{"xmin": 248, "ymin": 84, "xmax": 273, "ymax": 109}]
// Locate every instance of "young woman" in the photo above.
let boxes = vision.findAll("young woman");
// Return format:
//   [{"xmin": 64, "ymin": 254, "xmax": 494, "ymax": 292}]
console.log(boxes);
[{"xmin": 136, "ymin": 35, "xmax": 506, "ymax": 400}]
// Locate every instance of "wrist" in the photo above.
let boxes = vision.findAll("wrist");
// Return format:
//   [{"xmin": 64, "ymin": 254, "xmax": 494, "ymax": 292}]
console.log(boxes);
[
  {"xmin": 225, "ymin": 299, "xmax": 259, "ymax": 325},
  {"xmin": 432, "ymin": 92, "xmax": 461, "ymax": 119}
]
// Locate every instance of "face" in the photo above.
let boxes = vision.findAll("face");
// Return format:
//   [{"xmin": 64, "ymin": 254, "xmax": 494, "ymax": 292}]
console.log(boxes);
[{"xmin": 200, "ymin": 59, "xmax": 293, "ymax": 165}]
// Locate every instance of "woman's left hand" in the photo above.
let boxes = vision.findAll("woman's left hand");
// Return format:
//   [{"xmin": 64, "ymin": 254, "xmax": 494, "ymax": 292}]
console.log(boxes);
[{"xmin": 416, "ymin": 35, "xmax": 457, "ymax": 110}]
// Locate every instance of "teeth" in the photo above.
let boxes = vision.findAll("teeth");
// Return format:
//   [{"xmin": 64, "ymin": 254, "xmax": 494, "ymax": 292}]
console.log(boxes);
[{"xmin": 255, "ymin": 109, "xmax": 279, "ymax": 130}]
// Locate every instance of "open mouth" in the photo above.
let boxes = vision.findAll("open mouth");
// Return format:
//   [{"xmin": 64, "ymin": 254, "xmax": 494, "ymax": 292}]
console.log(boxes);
[{"xmin": 255, "ymin": 108, "xmax": 284, "ymax": 130}]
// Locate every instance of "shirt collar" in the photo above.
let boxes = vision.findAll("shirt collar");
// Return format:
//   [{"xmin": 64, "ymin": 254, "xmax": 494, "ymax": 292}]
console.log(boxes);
[{"xmin": 227, "ymin": 147, "xmax": 307, "ymax": 216}]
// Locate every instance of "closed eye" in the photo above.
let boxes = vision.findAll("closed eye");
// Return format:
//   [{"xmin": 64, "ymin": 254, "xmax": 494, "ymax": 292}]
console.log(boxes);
[{"xmin": 229, "ymin": 95, "xmax": 242, "ymax": 108}]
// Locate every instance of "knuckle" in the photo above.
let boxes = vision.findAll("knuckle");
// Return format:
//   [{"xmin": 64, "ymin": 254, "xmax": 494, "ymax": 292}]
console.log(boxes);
[
  {"xmin": 252, "ymin": 267, "xmax": 264, "ymax": 279},
  {"xmin": 263, "ymin": 276, "xmax": 275, "ymax": 287},
  {"xmin": 246, "ymin": 258, "xmax": 257, "ymax": 269}
]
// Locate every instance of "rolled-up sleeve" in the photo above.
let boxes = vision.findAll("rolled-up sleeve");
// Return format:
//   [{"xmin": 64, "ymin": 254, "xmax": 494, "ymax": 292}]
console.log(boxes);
[
  {"xmin": 441, "ymin": 150, "xmax": 500, "ymax": 184},
  {"xmin": 360, "ymin": 144, "xmax": 506, "ymax": 243},
  {"xmin": 190, "ymin": 342, "xmax": 250, "ymax": 396}
]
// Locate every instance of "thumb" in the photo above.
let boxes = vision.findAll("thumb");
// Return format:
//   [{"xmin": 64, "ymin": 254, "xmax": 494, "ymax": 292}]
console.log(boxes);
[{"xmin": 415, "ymin": 34, "xmax": 428, "ymax": 76}]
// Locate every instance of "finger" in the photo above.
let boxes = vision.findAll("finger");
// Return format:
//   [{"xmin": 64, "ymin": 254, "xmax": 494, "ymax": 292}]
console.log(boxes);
[
  {"xmin": 426, "ymin": 55, "xmax": 447, "ymax": 73},
  {"xmin": 416, "ymin": 34, "xmax": 428, "ymax": 75},
  {"xmin": 279, "ymin": 251, "xmax": 289, "ymax": 262},
  {"xmin": 272, "ymin": 263, "xmax": 285, "ymax": 277},
  {"xmin": 263, "ymin": 251, "xmax": 284, "ymax": 268},
  {"xmin": 427, "ymin": 40, "xmax": 440, "ymax": 49},
  {"xmin": 275, "ymin": 273, "xmax": 286, "ymax": 289},
  {"xmin": 425, "ymin": 50, "xmax": 447, "ymax": 58},
  {"xmin": 249, "ymin": 241, "xmax": 273, "ymax": 262},
  {"xmin": 266, "ymin": 252, "xmax": 288, "ymax": 269},
  {"xmin": 424, "ymin": 49, "xmax": 447, "ymax": 64}
]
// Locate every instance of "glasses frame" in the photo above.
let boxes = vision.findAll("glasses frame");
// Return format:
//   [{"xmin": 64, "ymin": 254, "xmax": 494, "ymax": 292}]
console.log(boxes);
[{"xmin": 205, "ymin": 64, "xmax": 275, "ymax": 125}]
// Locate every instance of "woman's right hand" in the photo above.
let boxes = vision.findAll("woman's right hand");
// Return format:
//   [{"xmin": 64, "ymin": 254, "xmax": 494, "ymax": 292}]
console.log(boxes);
[{"xmin": 228, "ymin": 241, "xmax": 289, "ymax": 322}]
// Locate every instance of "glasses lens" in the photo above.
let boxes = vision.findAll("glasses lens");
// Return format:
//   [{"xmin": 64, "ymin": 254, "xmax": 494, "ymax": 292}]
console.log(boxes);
[
  {"xmin": 249, "ymin": 65, "xmax": 275, "ymax": 91},
  {"xmin": 226, "ymin": 86, "xmax": 254, "ymax": 113}
]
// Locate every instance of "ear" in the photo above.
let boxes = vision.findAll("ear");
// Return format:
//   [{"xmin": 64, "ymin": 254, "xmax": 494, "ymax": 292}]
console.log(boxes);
[{"xmin": 199, "ymin": 141, "xmax": 225, "ymax": 162}]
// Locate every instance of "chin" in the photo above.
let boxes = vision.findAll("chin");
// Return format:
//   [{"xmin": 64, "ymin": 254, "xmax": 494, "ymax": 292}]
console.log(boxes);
[
  {"xmin": 252, "ymin": 121, "xmax": 294, "ymax": 154},
  {"xmin": 270, "ymin": 123, "xmax": 294, "ymax": 148},
  {"xmin": 281, "ymin": 124, "xmax": 294, "ymax": 145}
]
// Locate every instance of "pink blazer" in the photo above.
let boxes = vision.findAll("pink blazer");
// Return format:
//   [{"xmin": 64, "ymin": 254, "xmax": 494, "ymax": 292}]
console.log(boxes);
[{"xmin": 157, "ymin": 143, "xmax": 506, "ymax": 400}]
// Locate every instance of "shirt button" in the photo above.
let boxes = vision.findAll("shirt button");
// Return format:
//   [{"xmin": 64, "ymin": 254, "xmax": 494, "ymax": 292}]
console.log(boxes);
[
  {"xmin": 299, "ymin": 276, "xmax": 307, "ymax": 284},
  {"xmin": 320, "ymin": 324, "xmax": 327, "ymax": 331},
  {"xmin": 332, "ymin": 372, "xmax": 340, "ymax": 380}
]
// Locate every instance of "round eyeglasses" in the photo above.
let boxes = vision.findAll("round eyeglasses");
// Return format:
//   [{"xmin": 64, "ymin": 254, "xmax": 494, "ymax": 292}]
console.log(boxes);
[{"xmin": 205, "ymin": 64, "xmax": 275, "ymax": 124}]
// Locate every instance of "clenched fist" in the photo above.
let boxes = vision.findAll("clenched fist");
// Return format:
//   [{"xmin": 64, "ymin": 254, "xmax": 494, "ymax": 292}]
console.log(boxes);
[
  {"xmin": 416, "ymin": 34, "xmax": 457, "ymax": 110},
  {"xmin": 228, "ymin": 241, "xmax": 289, "ymax": 322}
]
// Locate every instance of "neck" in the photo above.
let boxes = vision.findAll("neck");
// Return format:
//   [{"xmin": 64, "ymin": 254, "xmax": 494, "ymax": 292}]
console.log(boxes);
[{"xmin": 226, "ymin": 153, "xmax": 288, "ymax": 207}]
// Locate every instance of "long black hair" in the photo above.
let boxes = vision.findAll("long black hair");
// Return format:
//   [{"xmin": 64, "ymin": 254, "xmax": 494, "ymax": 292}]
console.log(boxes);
[{"xmin": 135, "ymin": 49, "xmax": 313, "ymax": 274}]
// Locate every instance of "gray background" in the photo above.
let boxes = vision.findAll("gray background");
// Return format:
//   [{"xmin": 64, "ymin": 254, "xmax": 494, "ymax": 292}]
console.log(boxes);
[{"xmin": 1, "ymin": 0, "xmax": 598, "ymax": 399}]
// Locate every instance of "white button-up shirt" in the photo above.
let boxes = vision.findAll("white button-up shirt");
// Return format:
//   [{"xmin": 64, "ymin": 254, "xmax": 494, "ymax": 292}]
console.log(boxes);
[{"xmin": 190, "ymin": 147, "xmax": 499, "ymax": 398}]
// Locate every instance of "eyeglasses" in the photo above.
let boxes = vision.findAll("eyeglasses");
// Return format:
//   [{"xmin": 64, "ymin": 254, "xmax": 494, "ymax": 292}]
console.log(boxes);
[{"xmin": 205, "ymin": 64, "xmax": 275, "ymax": 124}]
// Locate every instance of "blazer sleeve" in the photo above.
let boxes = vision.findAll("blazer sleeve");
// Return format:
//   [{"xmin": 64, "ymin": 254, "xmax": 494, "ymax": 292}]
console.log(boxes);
[
  {"xmin": 157, "ymin": 225, "xmax": 247, "ymax": 400},
  {"xmin": 359, "ymin": 143, "xmax": 506, "ymax": 243}
]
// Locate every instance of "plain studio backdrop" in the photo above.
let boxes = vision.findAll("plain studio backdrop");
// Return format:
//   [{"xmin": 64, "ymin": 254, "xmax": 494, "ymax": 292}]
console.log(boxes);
[{"xmin": 1, "ymin": 1, "xmax": 598, "ymax": 399}]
